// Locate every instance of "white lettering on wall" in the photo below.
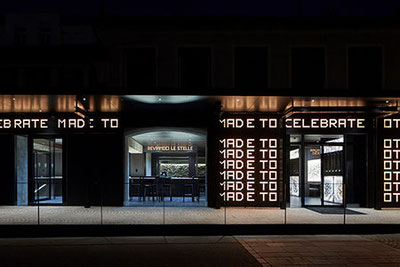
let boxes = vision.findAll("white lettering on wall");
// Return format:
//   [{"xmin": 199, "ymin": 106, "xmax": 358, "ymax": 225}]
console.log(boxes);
[
  {"xmin": 384, "ymin": 119, "xmax": 400, "ymax": 128},
  {"xmin": 285, "ymin": 118, "xmax": 365, "ymax": 129},
  {"xmin": 219, "ymin": 137, "xmax": 278, "ymax": 203},
  {"xmin": 0, "ymin": 118, "xmax": 119, "ymax": 130},
  {"xmin": 0, "ymin": 119, "xmax": 48, "ymax": 129},
  {"xmin": 219, "ymin": 118, "xmax": 278, "ymax": 128},
  {"xmin": 383, "ymin": 138, "xmax": 400, "ymax": 203}
]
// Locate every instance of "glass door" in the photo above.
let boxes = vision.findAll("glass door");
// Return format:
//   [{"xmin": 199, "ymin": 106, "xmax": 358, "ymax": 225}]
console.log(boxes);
[
  {"xmin": 322, "ymin": 144, "xmax": 344, "ymax": 206},
  {"xmin": 289, "ymin": 145, "xmax": 301, "ymax": 207},
  {"xmin": 30, "ymin": 138, "xmax": 63, "ymax": 204},
  {"xmin": 304, "ymin": 146, "xmax": 322, "ymax": 206},
  {"xmin": 288, "ymin": 134, "xmax": 344, "ymax": 208}
]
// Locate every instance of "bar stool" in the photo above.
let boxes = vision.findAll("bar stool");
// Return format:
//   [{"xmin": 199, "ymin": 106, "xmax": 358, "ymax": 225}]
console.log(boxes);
[
  {"xmin": 129, "ymin": 177, "xmax": 142, "ymax": 201},
  {"xmin": 143, "ymin": 177, "xmax": 156, "ymax": 202},
  {"xmin": 183, "ymin": 177, "xmax": 197, "ymax": 202},
  {"xmin": 159, "ymin": 177, "xmax": 173, "ymax": 201}
]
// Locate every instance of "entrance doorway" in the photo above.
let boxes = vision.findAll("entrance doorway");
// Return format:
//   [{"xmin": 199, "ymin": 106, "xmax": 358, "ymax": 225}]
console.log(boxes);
[
  {"xmin": 29, "ymin": 137, "xmax": 64, "ymax": 205},
  {"xmin": 289, "ymin": 135, "xmax": 344, "ymax": 207}
]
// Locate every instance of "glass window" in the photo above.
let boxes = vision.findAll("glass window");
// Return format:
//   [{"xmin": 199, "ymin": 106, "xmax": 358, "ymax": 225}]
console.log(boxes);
[
  {"xmin": 39, "ymin": 27, "xmax": 51, "ymax": 45},
  {"xmin": 14, "ymin": 27, "xmax": 27, "ymax": 45}
]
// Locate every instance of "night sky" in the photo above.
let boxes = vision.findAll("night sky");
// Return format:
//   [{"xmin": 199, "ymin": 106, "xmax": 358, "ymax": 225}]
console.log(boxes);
[{"xmin": 1, "ymin": 0, "xmax": 400, "ymax": 16}]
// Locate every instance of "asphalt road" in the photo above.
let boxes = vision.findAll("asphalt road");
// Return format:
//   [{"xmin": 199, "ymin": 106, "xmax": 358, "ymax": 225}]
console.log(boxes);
[
  {"xmin": 3, "ymin": 234, "xmax": 400, "ymax": 266},
  {"xmin": 0, "ymin": 236, "xmax": 260, "ymax": 267}
]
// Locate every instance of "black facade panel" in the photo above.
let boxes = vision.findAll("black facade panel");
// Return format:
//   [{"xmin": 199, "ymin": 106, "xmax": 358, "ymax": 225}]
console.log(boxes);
[
  {"xmin": 291, "ymin": 47, "xmax": 325, "ymax": 89},
  {"xmin": 66, "ymin": 133, "xmax": 124, "ymax": 206},
  {"xmin": 0, "ymin": 134, "xmax": 15, "ymax": 205},
  {"xmin": 348, "ymin": 46, "xmax": 383, "ymax": 91},
  {"xmin": 234, "ymin": 46, "xmax": 269, "ymax": 89}
]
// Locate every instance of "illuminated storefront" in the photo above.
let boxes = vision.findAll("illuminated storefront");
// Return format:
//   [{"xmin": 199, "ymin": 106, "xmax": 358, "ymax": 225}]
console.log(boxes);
[{"xmin": 1, "ymin": 94, "xmax": 400, "ymax": 225}]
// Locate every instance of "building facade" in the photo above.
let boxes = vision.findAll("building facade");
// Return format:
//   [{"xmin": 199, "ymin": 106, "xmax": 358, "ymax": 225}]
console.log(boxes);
[{"xmin": 0, "ymin": 14, "xmax": 400, "ymax": 226}]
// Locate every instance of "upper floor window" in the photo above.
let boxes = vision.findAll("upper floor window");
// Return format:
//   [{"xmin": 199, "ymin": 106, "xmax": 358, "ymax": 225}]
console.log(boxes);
[
  {"xmin": 291, "ymin": 47, "xmax": 325, "ymax": 89},
  {"xmin": 348, "ymin": 46, "xmax": 383, "ymax": 90},
  {"xmin": 234, "ymin": 46, "xmax": 269, "ymax": 89},
  {"xmin": 39, "ymin": 27, "xmax": 51, "ymax": 45},
  {"xmin": 126, "ymin": 47, "xmax": 156, "ymax": 89},
  {"xmin": 178, "ymin": 47, "xmax": 211, "ymax": 89},
  {"xmin": 14, "ymin": 27, "xmax": 27, "ymax": 45}
]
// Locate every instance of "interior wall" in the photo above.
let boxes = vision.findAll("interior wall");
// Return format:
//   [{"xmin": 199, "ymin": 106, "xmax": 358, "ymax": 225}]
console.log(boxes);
[
  {"xmin": 151, "ymin": 152, "xmax": 197, "ymax": 177},
  {"xmin": 145, "ymin": 153, "xmax": 152, "ymax": 176},
  {"xmin": 129, "ymin": 153, "xmax": 145, "ymax": 176}
]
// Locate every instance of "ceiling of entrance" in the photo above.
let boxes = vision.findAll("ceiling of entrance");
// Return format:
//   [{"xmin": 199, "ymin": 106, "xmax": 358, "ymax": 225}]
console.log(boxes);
[
  {"xmin": 125, "ymin": 95, "xmax": 205, "ymax": 104},
  {"xmin": 131, "ymin": 131, "xmax": 205, "ymax": 146}
]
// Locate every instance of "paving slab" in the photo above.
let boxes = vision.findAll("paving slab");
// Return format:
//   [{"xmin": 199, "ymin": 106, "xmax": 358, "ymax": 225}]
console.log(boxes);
[{"xmin": 237, "ymin": 234, "xmax": 400, "ymax": 266}]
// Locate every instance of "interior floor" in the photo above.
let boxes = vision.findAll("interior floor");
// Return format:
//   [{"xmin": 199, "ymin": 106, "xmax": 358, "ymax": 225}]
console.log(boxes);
[
  {"xmin": 290, "ymin": 196, "xmax": 342, "ymax": 207},
  {"xmin": 38, "ymin": 197, "xmax": 63, "ymax": 205},
  {"xmin": 127, "ymin": 196, "xmax": 207, "ymax": 207}
]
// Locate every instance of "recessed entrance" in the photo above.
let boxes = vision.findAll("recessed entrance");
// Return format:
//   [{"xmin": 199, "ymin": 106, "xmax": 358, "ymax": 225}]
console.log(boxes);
[
  {"xmin": 125, "ymin": 128, "xmax": 207, "ymax": 207},
  {"xmin": 289, "ymin": 134, "xmax": 344, "ymax": 207}
]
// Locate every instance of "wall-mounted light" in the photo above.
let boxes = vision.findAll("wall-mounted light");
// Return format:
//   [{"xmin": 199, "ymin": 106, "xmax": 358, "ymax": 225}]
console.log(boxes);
[{"xmin": 74, "ymin": 107, "xmax": 86, "ymax": 119}]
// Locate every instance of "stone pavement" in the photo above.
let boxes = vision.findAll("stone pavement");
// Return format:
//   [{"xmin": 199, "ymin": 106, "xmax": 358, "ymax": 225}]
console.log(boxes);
[
  {"xmin": 3, "ymin": 206, "xmax": 400, "ymax": 224},
  {"xmin": 237, "ymin": 234, "xmax": 400, "ymax": 266}
]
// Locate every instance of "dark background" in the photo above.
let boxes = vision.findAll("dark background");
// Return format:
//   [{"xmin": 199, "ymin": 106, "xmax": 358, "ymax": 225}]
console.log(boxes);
[{"xmin": 2, "ymin": 0, "xmax": 400, "ymax": 16}]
